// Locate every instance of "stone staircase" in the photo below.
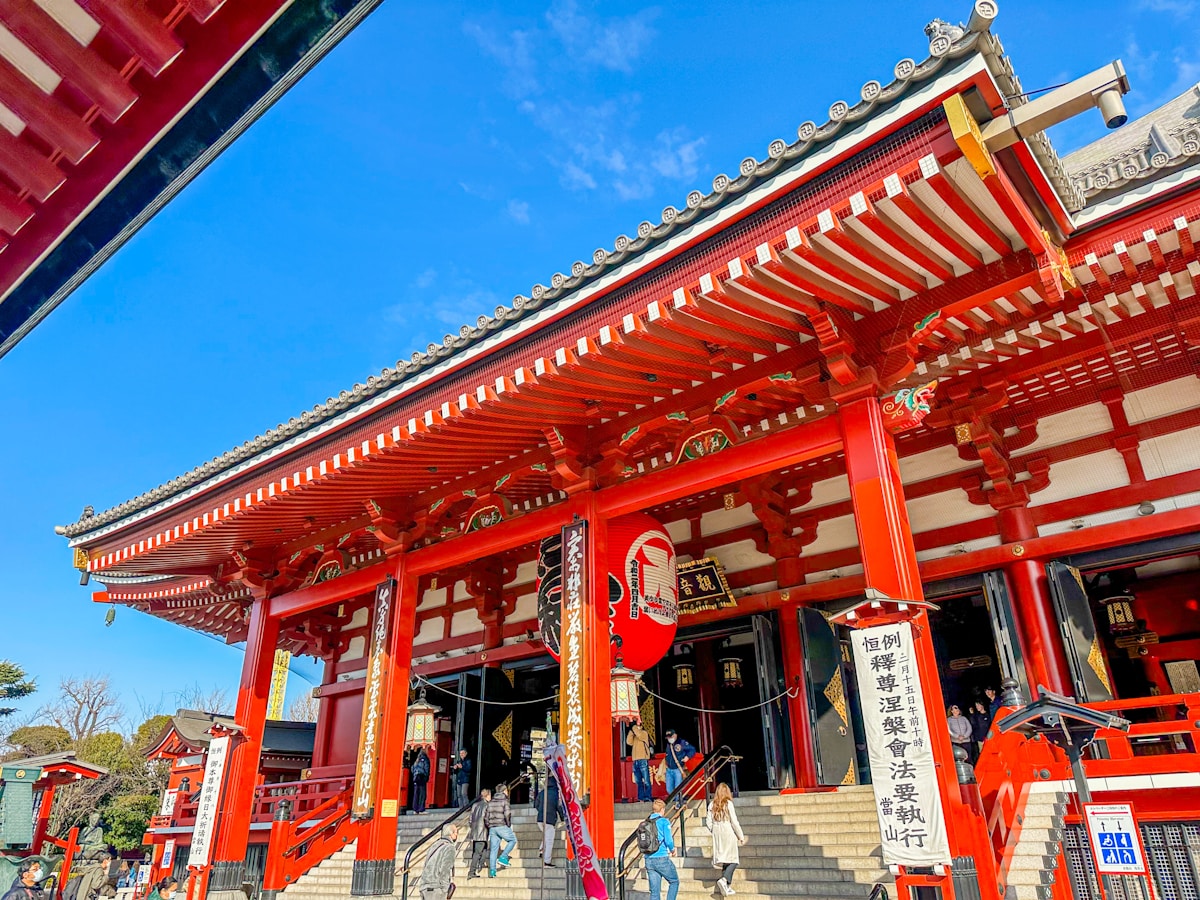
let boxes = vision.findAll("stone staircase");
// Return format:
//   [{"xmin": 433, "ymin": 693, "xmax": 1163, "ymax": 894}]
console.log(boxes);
[
  {"xmin": 1003, "ymin": 788, "xmax": 1069, "ymax": 900},
  {"xmin": 280, "ymin": 787, "xmax": 892, "ymax": 900}
]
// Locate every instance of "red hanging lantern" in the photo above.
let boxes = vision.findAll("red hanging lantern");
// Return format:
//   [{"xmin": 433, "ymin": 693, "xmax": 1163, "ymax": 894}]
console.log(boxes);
[
  {"xmin": 536, "ymin": 513, "xmax": 678, "ymax": 673},
  {"xmin": 607, "ymin": 513, "xmax": 678, "ymax": 672}
]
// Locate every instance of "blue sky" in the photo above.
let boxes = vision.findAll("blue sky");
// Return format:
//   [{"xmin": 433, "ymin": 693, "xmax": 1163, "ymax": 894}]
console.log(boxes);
[{"xmin": 1, "ymin": 0, "xmax": 1196, "ymax": 729}]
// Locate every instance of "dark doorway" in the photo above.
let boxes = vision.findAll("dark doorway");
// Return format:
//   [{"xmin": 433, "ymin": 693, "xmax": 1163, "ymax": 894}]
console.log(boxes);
[
  {"xmin": 927, "ymin": 592, "xmax": 1005, "ymax": 711},
  {"xmin": 649, "ymin": 615, "xmax": 789, "ymax": 792}
]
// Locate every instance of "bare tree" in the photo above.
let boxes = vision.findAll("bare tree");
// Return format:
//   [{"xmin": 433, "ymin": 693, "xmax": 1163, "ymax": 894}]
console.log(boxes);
[
  {"xmin": 40, "ymin": 676, "xmax": 124, "ymax": 741},
  {"xmin": 173, "ymin": 682, "xmax": 233, "ymax": 715},
  {"xmin": 286, "ymin": 691, "xmax": 319, "ymax": 723}
]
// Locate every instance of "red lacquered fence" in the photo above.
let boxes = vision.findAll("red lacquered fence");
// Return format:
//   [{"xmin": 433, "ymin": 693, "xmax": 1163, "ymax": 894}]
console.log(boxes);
[{"xmin": 975, "ymin": 693, "xmax": 1200, "ymax": 899}]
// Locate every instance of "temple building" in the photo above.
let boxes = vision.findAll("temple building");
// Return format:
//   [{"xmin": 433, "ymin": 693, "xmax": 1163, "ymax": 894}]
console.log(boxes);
[{"xmin": 44, "ymin": 3, "xmax": 1200, "ymax": 900}]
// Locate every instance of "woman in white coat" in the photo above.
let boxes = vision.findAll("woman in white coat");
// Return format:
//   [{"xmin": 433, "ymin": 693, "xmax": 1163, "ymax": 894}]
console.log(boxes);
[{"xmin": 706, "ymin": 783, "xmax": 746, "ymax": 896}]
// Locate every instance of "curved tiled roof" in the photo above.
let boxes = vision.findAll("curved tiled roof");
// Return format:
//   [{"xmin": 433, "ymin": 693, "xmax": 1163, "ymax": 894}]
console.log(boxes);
[
  {"xmin": 61, "ymin": 2, "xmax": 1069, "ymax": 540},
  {"xmin": 1065, "ymin": 84, "xmax": 1200, "ymax": 204}
]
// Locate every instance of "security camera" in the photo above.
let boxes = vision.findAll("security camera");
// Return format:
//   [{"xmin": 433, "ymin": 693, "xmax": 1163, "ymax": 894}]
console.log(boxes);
[{"xmin": 1095, "ymin": 87, "xmax": 1128, "ymax": 129}]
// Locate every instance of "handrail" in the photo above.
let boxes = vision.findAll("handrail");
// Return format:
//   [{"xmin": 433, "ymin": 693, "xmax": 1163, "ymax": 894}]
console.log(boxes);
[
  {"xmin": 397, "ymin": 768, "xmax": 532, "ymax": 899},
  {"xmin": 616, "ymin": 745, "xmax": 740, "ymax": 900},
  {"xmin": 869, "ymin": 883, "xmax": 890, "ymax": 900}
]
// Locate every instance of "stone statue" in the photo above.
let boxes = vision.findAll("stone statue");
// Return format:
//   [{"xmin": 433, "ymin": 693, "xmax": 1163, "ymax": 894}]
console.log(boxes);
[
  {"xmin": 923, "ymin": 18, "xmax": 966, "ymax": 44},
  {"xmin": 78, "ymin": 813, "xmax": 106, "ymax": 861},
  {"xmin": 71, "ymin": 813, "xmax": 109, "ymax": 900}
]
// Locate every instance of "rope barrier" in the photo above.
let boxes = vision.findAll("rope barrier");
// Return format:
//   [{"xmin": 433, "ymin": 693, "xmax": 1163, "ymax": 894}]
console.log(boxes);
[
  {"xmin": 414, "ymin": 673, "xmax": 560, "ymax": 707},
  {"xmin": 639, "ymin": 682, "xmax": 801, "ymax": 714}
]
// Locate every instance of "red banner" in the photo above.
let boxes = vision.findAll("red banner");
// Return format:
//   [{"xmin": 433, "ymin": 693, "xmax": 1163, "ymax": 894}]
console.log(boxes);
[{"xmin": 544, "ymin": 734, "xmax": 608, "ymax": 900}]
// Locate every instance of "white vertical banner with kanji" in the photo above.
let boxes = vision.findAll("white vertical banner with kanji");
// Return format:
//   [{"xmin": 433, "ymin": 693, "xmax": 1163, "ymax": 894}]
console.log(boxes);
[
  {"xmin": 188, "ymin": 734, "xmax": 231, "ymax": 868},
  {"xmin": 850, "ymin": 622, "xmax": 951, "ymax": 867}
]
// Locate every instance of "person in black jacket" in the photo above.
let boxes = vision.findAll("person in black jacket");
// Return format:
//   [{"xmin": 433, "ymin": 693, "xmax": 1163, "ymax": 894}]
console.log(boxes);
[
  {"xmin": 535, "ymin": 773, "xmax": 561, "ymax": 867},
  {"xmin": 410, "ymin": 749, "xmax": 431, "ymax": 813},
  {"xmin": 3, "ymin": 860, "xmax": 43, "ymax": 900},
  {"xmin": 467, "ymin": 788, "xmax": 492, "ymax": 879},
  {"xmin": 969, "ymin": 700, "xmax": 992, "ymax": 762},
  {"xmin": 485, "ymin": 784, "xmax": 516, "ymax": 877}
]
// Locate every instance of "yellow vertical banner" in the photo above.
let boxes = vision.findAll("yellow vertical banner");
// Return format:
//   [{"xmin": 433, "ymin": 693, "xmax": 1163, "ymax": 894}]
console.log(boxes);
[{"xmin": 267, "ymin": 649, "xmax": 291, "ymax": 720}]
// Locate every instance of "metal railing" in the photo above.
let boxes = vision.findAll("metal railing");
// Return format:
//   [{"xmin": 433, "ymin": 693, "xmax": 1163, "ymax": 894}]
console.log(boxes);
[
  {"xmin": 616, "ymin": 745, "xmax": 740, "ymax": 900},
  {"xmin": 397, "ymin": 768, "xmax": 532, "ymax": 899},
  {"xmin": 869, "ymin": 883, "xmax": 890, "ymax": 900}
]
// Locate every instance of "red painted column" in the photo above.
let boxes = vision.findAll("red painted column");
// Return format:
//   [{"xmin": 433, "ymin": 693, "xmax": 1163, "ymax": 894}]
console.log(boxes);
[
  {"xmin": 996, "ymin": 506, "xmax": 1071, "ymax": 696},
  {"xmin": 839, "ymin": 397, "xmax": 999, "ymax": 899},
  {"xmin": 352, "ymin": 558, "xmax": 420, "ymax": 896},
  {"xmin": 778, "ymin": 604, "xmax": 818, "ymax": 789},
  {"xmin": 207, "ymin": 600, "xmax": 280, "ymax": 897},
  {"xmin": 581, "ymin": 493, "xmax": 615, "ymax": 861}
]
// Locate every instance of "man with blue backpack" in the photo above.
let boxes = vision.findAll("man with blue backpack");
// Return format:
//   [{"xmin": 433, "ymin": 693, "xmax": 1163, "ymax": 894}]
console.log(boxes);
[{"xmin": 637, "ymin": 798, "xmax": 679, "ymax": 900}]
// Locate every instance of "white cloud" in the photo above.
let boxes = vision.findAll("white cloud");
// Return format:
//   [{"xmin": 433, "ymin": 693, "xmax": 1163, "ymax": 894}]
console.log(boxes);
[
  {"xmin": 463, "ymin": 22, "xmax": 539, "ymax": 98},
  {"xmin": 507, "ymin": 199, "xmax": 531, "ymax": 224},
  {"xmin": 545, "ymin": 0, "xmax": 658, "ymax": 74},
  {"xmin": 464, "ymin": 3, "xmax": 704, "ymax": 204},
  {"xmin": 414, "ymin": 268, "xmax": 437, "ymax": 289},
  {"xmin": 560, "ymin": 161, "xmax": 598, "ymax": 191},
  {"xmin": 1136, "ymin": 0, "xmax": 1194, "ymax": 16}
]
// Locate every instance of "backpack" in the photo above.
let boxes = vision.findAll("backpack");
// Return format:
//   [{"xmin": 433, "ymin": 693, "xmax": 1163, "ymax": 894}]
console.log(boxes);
[{"xmin": 636, "ymin": 816, "xmax": 661, "ymax": 855}]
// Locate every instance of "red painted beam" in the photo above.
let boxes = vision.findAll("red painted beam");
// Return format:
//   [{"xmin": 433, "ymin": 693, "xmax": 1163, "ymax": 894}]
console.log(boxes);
[
  {"xmin": 0, "ymin": 183, "xmax": 33, "ymax": 235},
  {"xmin": 0, "ymin": 55, "xmax": 97, "ymax": 164},
  {"xmin": 0, "ymin": 129, "xmax": 64, "ymax": 202},
  {"xmin": 75, "ymin": 0, "xmax": 183, "ymax": 76},
  {"xmin": 268, "ymin": 559, "xmax": 388, "ymax": 618},
  {"xmin": 599, "ymin": 415, "xmax": 843, "ymax": 518},
  {"xmin": 0, "ymin": 0, "xmax": 137, "ymax": 122}
]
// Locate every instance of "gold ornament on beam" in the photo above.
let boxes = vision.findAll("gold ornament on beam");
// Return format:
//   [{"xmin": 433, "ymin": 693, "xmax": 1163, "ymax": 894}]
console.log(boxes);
[{"xmin": 492, "ymin": 712, "xmax": 513, "ymax": 759}]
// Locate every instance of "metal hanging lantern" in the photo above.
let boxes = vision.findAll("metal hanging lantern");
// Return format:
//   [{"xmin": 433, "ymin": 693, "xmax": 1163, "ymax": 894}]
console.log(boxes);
[
  {"xmin": 404, "ymin": 689, "xmax": 441, "ymax": 750},
  {"xmin": 610, "ymin": 656, "xmax": 641, "ymax": 723},
  {"xmin": 674, "ymin": 662, "xmax": 695, "ymax": 691},
  {"xmin": 720, "ymin": 655, "xmax": 744, "ymax": 690},
  {"xmin": 1100, "ymin": 593, "xmax": 1138, "ymax": 635}
]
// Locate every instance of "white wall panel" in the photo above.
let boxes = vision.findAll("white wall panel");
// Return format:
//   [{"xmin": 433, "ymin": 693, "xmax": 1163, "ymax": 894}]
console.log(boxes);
[
  {"xmin": 1124, "ymin": 375, "xmax": 1200, "ymax": 424},
  {"xmin": 1029, "ymin": 450, "xmax": 1130, "ymax": 506}
]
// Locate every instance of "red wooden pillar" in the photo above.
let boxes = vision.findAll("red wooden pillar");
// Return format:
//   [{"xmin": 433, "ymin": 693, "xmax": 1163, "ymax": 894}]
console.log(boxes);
[
  {"xmin": 996, "ymin": 506, "xmax": 1071, "ymax": 696},
  {"xmin": 351, "ymin": 558, "xmax": 420, "ymax": 896},
  {"xmin": 778, "ymin": 603, "xmax": 818, "ymax": 789},
  {"xmin": 206, "ymin": 600, "xmax": 280, "ymax": 898},
  {"xmin": 839, "ymin": 397, "xmax": 999, "ymax": 899},
  {"xmin": 566, "ymin": 491, "xmax": 616, "ymax": 861}
]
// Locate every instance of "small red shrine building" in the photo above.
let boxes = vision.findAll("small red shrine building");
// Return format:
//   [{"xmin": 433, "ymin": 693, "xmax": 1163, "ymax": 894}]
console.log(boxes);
[
  {"xmin": 56, "ymin": 4, "xmax": 1200, "ymax": 899},
  {"xmin": 141, "ymin": 710, "xmax": 318, "ymax": 889}
]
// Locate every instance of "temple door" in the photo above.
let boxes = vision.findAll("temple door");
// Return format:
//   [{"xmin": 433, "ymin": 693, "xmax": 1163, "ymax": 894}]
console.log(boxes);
[
  {"xmin": 752, "ymin": 614, "xmax": 789, "ymax": 789},
  {"xmin": 798, "ymin": 608, "xmax": 857, "ymax": 786},
  {"xmin": 981, "ymin": 571, "xmax": 1031, "ymax": 701},
  {"xmin": 1046, "ymin": 561, "xmax": 1115, "ymax": 702}
]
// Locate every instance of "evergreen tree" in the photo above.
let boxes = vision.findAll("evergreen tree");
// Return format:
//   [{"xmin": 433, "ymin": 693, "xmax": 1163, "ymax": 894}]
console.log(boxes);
[{"xmin": 0, "ymin": 660, "xmax": 35, "ymax": 718}]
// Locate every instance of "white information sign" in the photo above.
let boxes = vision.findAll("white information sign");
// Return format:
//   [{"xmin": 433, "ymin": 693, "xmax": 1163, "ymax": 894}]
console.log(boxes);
[
  {"xmin": 1085, "ymin": 803, "xmax": 1148, "ymax": 875},
  {"xmin": 188, "ymin": 734, "xmax": 231, "ymax": 868},
  {"xmin": 159, "ymin": 788, "xmax": 178, "ymax": 817},
  {"xmin": 136, "ymin": 864, "xmax": 151, "ymax": 886},
  {"xmin": 850, "ymin": 622, "xmax": 951, "ymax": 867},
  {"xmin": 161, "ymin": 839, "xmax": 176, "ymax": 870}
]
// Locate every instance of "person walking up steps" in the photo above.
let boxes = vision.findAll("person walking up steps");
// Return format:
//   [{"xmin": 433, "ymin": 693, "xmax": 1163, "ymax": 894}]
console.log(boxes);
[
  {"xmin": 485, "ymin": 783, "xmax": 516, "ymax": 877},
  {"xmin": 535, "ymin": 771, "xmax": 561, "ymax": 866},
  {"xmin": 417, "ymin": 823, "xmax": 457, "ymax": 900},
  {"xmin": 706, "ymin": 783, "xmax": 746, "ymax": 896},
  {"xmin": 467, "ymin": 788, "xmax": 491, "ymax": 879},
  {"xmin": 642, "ymin": 798, "xmax": 680, "ymax": 900},
  {"xmin": 662, "ymin": 729, "xmax": 697, "ymax": 804}
]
